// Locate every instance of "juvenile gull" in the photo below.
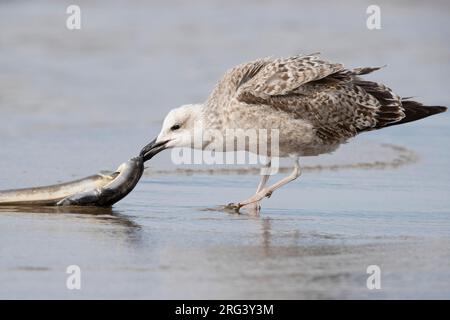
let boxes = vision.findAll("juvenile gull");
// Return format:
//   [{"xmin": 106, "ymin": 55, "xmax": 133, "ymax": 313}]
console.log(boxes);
[{"xmin": 141, "ymin": 53, "xmax": 447, "ymax": 213}]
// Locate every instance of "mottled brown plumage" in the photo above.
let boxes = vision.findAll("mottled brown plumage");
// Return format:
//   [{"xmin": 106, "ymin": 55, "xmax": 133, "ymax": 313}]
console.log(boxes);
[{"xmin": 204, "ymin": 53, "xmax": 446, "ymax": 156}]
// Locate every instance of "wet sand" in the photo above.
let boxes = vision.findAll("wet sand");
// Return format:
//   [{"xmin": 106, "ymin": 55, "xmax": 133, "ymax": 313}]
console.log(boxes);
[{"xmin": 0, "ymin": 0, "xmax": 449, "ymax": 299}]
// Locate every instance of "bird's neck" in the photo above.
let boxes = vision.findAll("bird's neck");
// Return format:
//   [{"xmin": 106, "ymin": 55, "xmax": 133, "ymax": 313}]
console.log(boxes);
[{"xmin": 189, "ymin": 103, "xmax": 206, "ymax": 129}]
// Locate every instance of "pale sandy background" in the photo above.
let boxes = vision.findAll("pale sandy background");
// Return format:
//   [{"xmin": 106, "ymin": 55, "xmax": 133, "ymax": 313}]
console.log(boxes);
[{"xmin": 0, "ymin": 0, "xmax": 449, "ymax": 299}]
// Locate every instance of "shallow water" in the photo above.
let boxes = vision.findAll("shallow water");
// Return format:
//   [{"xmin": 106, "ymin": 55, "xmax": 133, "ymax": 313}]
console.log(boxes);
[{"xmin": 0, "ymin": 0, "xmax": 450, "ymax": 299}]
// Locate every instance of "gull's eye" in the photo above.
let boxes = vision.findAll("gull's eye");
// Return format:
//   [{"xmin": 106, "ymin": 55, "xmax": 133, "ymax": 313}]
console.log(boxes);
[{"xmin": 170, "ymin": 124, "xmax": 181, "ymax": 131}]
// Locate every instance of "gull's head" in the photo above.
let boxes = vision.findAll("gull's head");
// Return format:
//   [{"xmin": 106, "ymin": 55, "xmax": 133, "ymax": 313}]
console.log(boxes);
[{"xmin": 140, "ymin": 104, "xmax": 203, "ymax": 162}]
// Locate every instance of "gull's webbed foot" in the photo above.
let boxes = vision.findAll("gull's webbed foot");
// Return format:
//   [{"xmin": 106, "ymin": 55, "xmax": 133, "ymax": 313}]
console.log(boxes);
[
  {"xmin": 225, "ymin": 202, "xmax": 243, "ymax": 213},
  {"xmin": 225, "ymin": 200, "xmax": 262, "ymax": 215}
]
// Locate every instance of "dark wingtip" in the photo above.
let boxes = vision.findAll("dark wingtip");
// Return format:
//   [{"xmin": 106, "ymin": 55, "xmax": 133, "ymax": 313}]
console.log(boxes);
[
  {"xmin": 379, "ymin": 101, "xmax": 447, "ymax": 129},
  {"xmin": 405, "ymin": 102, "xmax": 447, "ymax": 116},
  {"xmin": 400, "ymin": 101, "xmax": 447, "ymax": 125},
  {"xmin": 434, "ymin": 106, "xmax": 448, "ymax": 114}
]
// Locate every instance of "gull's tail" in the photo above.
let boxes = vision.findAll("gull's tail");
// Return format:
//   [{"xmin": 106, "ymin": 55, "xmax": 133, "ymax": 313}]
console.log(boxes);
[
  {"xmin": 349, "ymin": 67, "xmax": 447, "ymax": 129},
  {"xmin": 383, "ymin": 99, "xmax": 447, "ymax": 128}
]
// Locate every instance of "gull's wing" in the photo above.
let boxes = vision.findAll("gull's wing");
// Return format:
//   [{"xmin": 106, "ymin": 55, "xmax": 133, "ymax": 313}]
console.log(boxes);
[
  {"xmin": 206, "ymin": 55, "xmax": 445, "ymax": 143},
  {"xmin": 236, "ymin": 53, "xmax": 344, "ymax": 97},
  {"xmin": 233, "ymin": 55, "xmax": 405, "ymax": 141}
]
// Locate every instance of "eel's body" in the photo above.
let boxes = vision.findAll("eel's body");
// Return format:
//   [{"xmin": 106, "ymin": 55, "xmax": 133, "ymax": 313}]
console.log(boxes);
[{"xmin": 0, "ymin": 156, "xmax": 144, "ymax": 207}]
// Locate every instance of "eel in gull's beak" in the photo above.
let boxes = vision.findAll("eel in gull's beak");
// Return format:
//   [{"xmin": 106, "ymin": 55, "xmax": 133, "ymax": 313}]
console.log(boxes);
[{"xmin": 140, "ymin": 138, "xmax": 169, "ymax": 162}]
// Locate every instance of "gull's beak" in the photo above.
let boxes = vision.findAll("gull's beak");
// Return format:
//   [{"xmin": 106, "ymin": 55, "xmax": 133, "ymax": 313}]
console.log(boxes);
[{"xmin": 140, "ymin": 138, "xmax": 169, "ymax": 162}]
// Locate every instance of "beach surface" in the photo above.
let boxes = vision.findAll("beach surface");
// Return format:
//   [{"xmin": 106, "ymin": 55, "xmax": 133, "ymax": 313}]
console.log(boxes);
[{"xmin": 0, "ymin": 0, "xmax": 449, "ymax": 299}]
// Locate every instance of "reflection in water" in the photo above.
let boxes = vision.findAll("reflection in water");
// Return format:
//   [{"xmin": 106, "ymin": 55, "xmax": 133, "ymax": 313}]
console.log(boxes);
[
  {"xmin": 261, "ymin": 217, "xmax": 272, "ymax": 256},
  {"xmin": 0, "ymin": 205, "xmax": 142, "ymax": 244},
  {"xmin": 0, "ymin": 205, "xmax": 115, "ymax": 215},
  {"xmin": 0, "ymin": 0, "xmax": 448, "ymax": 299}
]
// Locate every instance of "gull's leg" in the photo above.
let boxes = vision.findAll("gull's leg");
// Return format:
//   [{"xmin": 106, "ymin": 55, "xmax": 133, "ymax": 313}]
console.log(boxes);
[
  {"xmin": 232, "ymin": 157, "xmax": 301, "ymax": 211},
  {"xmin": 240, "ymin": 161, "xmax": 272, "ymax": 214}
]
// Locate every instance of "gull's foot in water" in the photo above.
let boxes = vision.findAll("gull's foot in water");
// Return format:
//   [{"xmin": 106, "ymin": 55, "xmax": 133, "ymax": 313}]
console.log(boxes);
[
  {"xmin": 225, "ymin": 201, "xmax": 261, "ymax": 215},
  {"xmin": 225, "ymin": 202, "xmax": 243, "ymax": 213},
  {"xmin": 226, "ymin": 188, "xmax": 273, "ymax": 213}
]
